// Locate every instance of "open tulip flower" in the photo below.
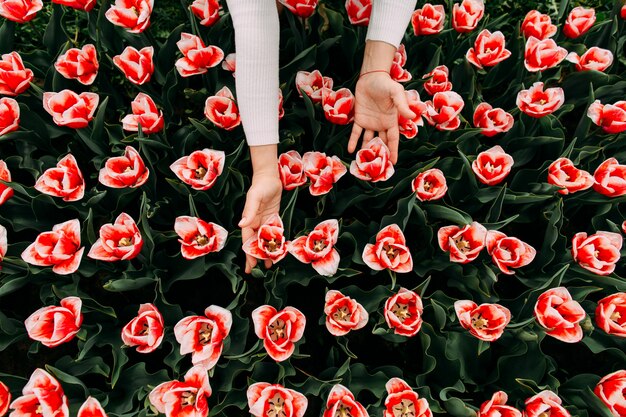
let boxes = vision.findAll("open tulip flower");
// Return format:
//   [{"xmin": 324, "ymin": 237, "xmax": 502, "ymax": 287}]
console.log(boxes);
[
  {"xmin": 0, "ymin": 52, "xmax": 33, "ymax": 96},
  {"xmin": 424, "ymin": 91, "xmax": 464, "ymax": 131},
  {"xmin": 455, "ymin": 300, "xmax": 511, "ymax": 342},
  {"xmin": 563, "ymin": 7, "xmax": 596, "ymax": 39},
  {"xmin": 121, "ymin": 303, "xmax": 165, "ymax": 353},
  {"xmin": 594, "ymin": 370, "xmax": 626, "ymax": 417},
  {"xmin": 278, "ymin": 150, "xmax": 307, "ymax": 190},
  {"xmin": 247, "ymin": 383, "xmax": 307, "ymax": 417},
  {"xmin": 592, "ymin": 158, "xmax": 626, "ymax": 197},
  {"xmin": 399, "ymin": 90, "xmax": 426, "ymax": 139},
  {"xmin": 438, "ymin": 222, "xmax": 487, "ymax": 264},
  {"xmin": 88, "ymin": 213, "xmax": 143, "ymax": 262},
  {"xmin": 54, "ymin": 44, "xmax": 99, "ymax": 85},
  {"xmin": 362, "ymin": 224, "xmax": 412, "ymax": 273},
  {"xmin": 452, "ymin": 0, "xmax": 484, "ymax": 33},
  {"xmin": 175, "ymin": 33, "xmax": 224, "ymax": 77},
  {"xmin": 43, "ymin": 90, "xmax": 99, "ymax": 128},
  {"xmin": 486, "ymin": 230, "xmax": 536, "ymax": 275},
  {"xmin": 422, "ymin": 65, "xmax": 453, "ymax": 96},
  {"xmin": 344, "ymin": 0, "xmax": 370, "ymax": 26},
  {"xmin": 0, "ymin": 97, "xmax": 20, "ymax": 136},
  {"xmin": 349, "ymin": 137, "xmax": 394, "ymax": 182},
  {"xmin": 411, "ymin": 4, "xmax": 445, "ymax": 36},
  {"xmin": 567, "ymin": 47, "xmax": 613, "ymax": 72},
  {"xmin": 0, "ymin": 0, "xmax": 42, "ymax": 22},
  {"xmin": 113, "ymin": 46, "xmax": 154, "ymax": 85},
  {"xmin": 24, "ymin": 296, "xmax": 83, "ymax": 347},
  {"xmin": 243, "ymin": 214, "xmax": 289, "ymax": 264},
  {"xmin": 523, "ymin": 391, "xmax": 570, "ymax": 417},
  {"xmin": 105, "ymin": 0, "xmax": 153, "ymax": 33},
  {"xmin": 302, "ymin": 152, "xmax": 346, "ymax": 196},
  {"xmin": 252, "ymin": 305, "xmax": 305, "ymax": 362},
  {"xmin": 278, "ymin": 0, "xmax": 317, "ymax": 18},
  {"xmin": 384, "ymin": 288, "xmax": 424, "ymax": 337},
  {"xmin": 9, "ymin": 369, "xmax": 69, "ymax": 417},
  {"xmin": 149, "ymin": 366, "xmax": 211, "ymax": 417},
  {"xmin": 534, "ymin": 287, "xmax": 586, "ymax": 343},
  {"xmin": 321, "ymin": 88, "xmax": 355, "ymax": 125},
  {"xmin": 121, "ymin": 93, "xmax": 164, "ymax": 134},
  {"xmin": 588, "ymin": 101, "xmax": 626, "ymax": 134},
  {"xmin": 473, "ymin": 103, "xmax": 514, "ymax": 137},
  {"xmin": 174, "ymin": 305, "xmax": 232, "ymax": 368},
  {"xmin": 384, "ymin": 378, "xmax": 432, "ymax": 417},
  {"xmin": 412, "ymin": 168, "xmax": 447, "ymax": 201},
  {"xmin": 98, "ymin": 145, "xmax": 149, "ymax": 189},
  {"xmin": 288, "ymin": 219, "xmax": 340, "ymax": 276},
  {"xmin": 595, "ymin": 293, "xmax": 626, "ymax": 338},
  {"xmin": 190, "ymin": 0, "xmax": 220, "ymax": 26},
  {"xmin": 174, "ymin": 216, "xmax": 227, "ymax": 260},
  {"xmin": 523, "ymin": 36, "xmax": 568, "ymax": 72},
  {"xmin": 324, "ymin": 290, "xmax": 368, "ymax": 336},
  {"xmin": 466, "ymin": 29, "xmax": 512, "ymax": 69},
  {"xmin": 516, "ymin": 82, "xmax": 564, "ymax": 118},
  {"xmin": 21, "ymin": 219, "xmax": 84, "ymax": 275},
  {"xmin": 170, "ymin": 148, "xmax": 225, "ymax": 191},
  {"xmin": 571, "ymin": 231, "xmax": 622, "ymax": 276},
  {"xmin": 204, "ymin": 86, "xmax": 241, "ymax": 130},
  {"xmin": 0, "ymin": 160, "xmax": 13, "ymax": 205},
  {"xmin": 390, "ymin": 44, "xmax": 411, "ymax": 83},
  {"xmin": 547, "ymin": 158, "xmax": 594, "ymax": 195},
  {"xmin": 521, "ymin": 10, "xmax": 557, "ymax": 40},
  {"xmin": 477, "ymin": 391, "xmax": 522, "ymax": 417},
  {"xmin": 322, "ymin": 385, "xmax": 368, "ymax": 417},
  {"xmin": 295, "ymin": 70, "xmax": 333, "ymax": 103}
]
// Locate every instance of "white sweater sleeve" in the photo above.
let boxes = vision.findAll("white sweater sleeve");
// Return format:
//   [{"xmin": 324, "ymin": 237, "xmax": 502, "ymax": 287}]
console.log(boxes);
[
  {"xmin": 225, "ymin": 0, "xmax": 280, "ymax": 146},
  {"xmin": 366, "ymin": 0, "xmax": 417, "ymax": 48}
]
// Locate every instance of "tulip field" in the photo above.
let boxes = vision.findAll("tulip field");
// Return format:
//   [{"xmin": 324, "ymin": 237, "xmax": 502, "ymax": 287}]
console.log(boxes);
[{"xmin": 1, "ymin": 0, "xmax": 626, "ymax": 417}]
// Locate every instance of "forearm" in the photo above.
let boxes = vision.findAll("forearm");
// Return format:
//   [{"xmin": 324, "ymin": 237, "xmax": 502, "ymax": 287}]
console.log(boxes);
[
  {"xmin": 250, "ymin": 144, "xmax": 279, "ymax": 178},
  {"xmin": 226, "ymin": 0, "xmax": 280, "ymax": 146},
  {"xmin": 366, "ymin": 0, "xmax": 417, "ymax": 48}
]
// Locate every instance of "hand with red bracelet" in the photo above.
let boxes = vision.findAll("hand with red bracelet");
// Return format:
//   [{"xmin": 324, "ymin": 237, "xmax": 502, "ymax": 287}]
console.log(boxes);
[{"xmin": 348, "ymin": 40, "xmax": 415, "ymax": 165}]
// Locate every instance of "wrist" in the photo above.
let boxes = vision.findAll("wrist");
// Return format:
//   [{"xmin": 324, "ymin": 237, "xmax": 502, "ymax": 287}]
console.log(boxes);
[
  {"xmin": 250, "ymin": 144, "xmax": 279, "ymax": 178},
  {"xmin": 360, "ymin": 40, "xmax": 397, "ymax": 73}
]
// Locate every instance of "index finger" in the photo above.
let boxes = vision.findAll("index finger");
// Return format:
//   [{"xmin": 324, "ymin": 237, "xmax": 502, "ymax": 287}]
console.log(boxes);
[
  {"xmin": 387, "ymin": 125, "xmax": 400, "ymax": 164},
  {"xmin": 348, "ymin": 123, "xmax": 363, "ymax": 153}
]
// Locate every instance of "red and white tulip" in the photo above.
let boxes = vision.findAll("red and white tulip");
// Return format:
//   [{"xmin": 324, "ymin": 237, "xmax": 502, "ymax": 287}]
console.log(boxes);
[
  {"xmin": 24, "ymin": 296, "xmax": 83, "ymax": 347},
  {"xmin": 324, "ymin": 290, "xmax": 368, "ymax": 336},
  {"xmin": 486, "ymin": 230, "xmax": 536, "ymax": 275},
  {"xmin": 547, "ymin": 158, "xmax": 594, "ymax": 195},
  {"xmin": 121, "ymin": 93, "xmax": 164, "ymax": 134},
  {"xmin": 438, "ymin": 222, "xmax": 487, "ymax": 264},
  {"xmin": 174, "ymin": 216, "xmax": 227, "ymax": 260},
  {"xmin": 302, "ymin": 152, "xmax": 346, "ymax": 196},
  {"xmin": 113, "ymin": 46, "xmax": 154, "ymax": 85},
  {"xmin": 9, "ymin": 369, "xmax": 69, "ymax": 417},
  {"xmin": 54, "ymin": 44, "xmax": 99, "ymax": 85},
  {"xmin": 170, "ymin": 149, "xmax": 225, "ymax": 191},
  {"xmin": 252, "ymin": 305, "xmax": 306, "ymax": 362},
  {"xmin": 571, "ymin": 231, "xmax": 622, "ymax": 276},
  {"xmin": 516, "ymin": 82, "xmax": 564, "ymax": 118},
  {"xmin": 288, "ymin": 219, "xmax": 340, "ymax": 276},
  {"xmin": 21, "ymin": 219, "xmax": 84, "ymax": 275},
  {"xmin": 471, "ymin": 145, "xmax": 514, "ymax": 186},
  {"xmin": 534, "ymin": 287, "xmax": 586, "ymax": 343},
  {"xmin": 384, "ymin": 288, "xmax": 424, "ymax": 337},
  {"xmin": 43, "ymin": 90, "xmax": 99, "ymax": 129},
  {"xmin": 243, "ymin": 214, "xmax": 288, "ymax": 264},
  {"xmin": 204, "ymin": 86, "xmax": 241, "ymax": 130},
  {"xmin": 466, "ymin": 30, "xmax": 512, "ymax": 69},
  {"xmin": 175, "ymin": 33, "xmax": 224, "ymax": 77},
  {"xmin": 121, "ymin": 303, "xmax": 165, "ymax": 353},
  {"xmin": 88, "ymin": 213, "xmax": 143, "ymax": 262},
  {"xmin": 362, "ymin": 224, "xmax": 412, "ymax": 273},
  {"xmin": 174, "ymin": 305, "xmax": 232, "ymax": 368},
  {"xmin": 98, "ymin": 146, "xmax": 149, "ymax": 189}
]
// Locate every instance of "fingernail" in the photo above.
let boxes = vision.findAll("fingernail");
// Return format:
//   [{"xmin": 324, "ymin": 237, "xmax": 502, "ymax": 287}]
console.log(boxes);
[{"xmin": 238, "ymin": 217, "xmax": 246, "ymax": 227}]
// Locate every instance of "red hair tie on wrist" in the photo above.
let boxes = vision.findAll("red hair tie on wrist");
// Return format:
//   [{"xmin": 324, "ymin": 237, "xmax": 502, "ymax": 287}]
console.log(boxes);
[{"xmin": 359, "ymin": 69, "xmax": 390, "ymax": 78}]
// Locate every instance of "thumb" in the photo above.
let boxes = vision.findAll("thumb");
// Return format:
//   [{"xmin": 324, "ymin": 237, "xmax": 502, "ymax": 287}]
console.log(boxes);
[
  {"xmin": 239, "ymin": 190, "xmax": 261, "ymax": 228},
  {"xmin": 392, "ymin": 89, "xmax": 416, "ymax": 120}
]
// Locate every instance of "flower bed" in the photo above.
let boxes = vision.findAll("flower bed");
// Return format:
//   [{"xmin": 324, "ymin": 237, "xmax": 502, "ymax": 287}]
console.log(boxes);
[{"xmin": 0, "ymin": 1, "xmax": 625, "ymax": 417}]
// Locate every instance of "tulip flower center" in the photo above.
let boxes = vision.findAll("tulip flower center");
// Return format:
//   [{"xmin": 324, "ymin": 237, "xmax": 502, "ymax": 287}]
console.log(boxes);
[
  {"xmin": 312, "ymin": 85, "xmax": 319, "ymax": 91},
  {"xmin": 334, "ymin": 403, "xmax": 353, "ymax": 417},
  {"xmin": 423, "ymin": 181, "xmax": 433, "ymax": 191},
  {"xmin": 539, "ymin": 99, "xmax": 546, "ymax": 105},
  {"xmin": 265, "ymin": 238, "xmax": 280, "ymax": 252},
  {"xmin": 391, "ymin": 302, "xmax": 411, "ymax": 322},
  {"xmin": 195, "ymin": 234, "xmax": 209, "ymax": 246},
  {"xmin": 313, "ymin": 239, "xmax": 327, "ymax": 252},
  {"xmin": 140, "ymin": 322, "xmax": 150, "ymax": 335},
  {"xmin": 35, "ymin": 405, "xmax": 43, "ymax": 414},
  {"xmin": 453, "ymin": 236, "xmax": 471, "ymax": 252},
  {"xmin": 198, "ymin": 323, "xmax": 213, "ymax": 345},
  {"xmin": 392, "ymin": 399, "xmax": 416, "ymax": 417},
  {"xmin": 267, "ymin": 393, "xmax": 287, "ymax": 417},
  {"xmin": 269, "ymin": 318, "xmax": 287, "ymax": 342},
  {"xmin": 471, "ymin": 314, "xmax": 488, "ymax": 329},
  {"xmin": 195, "ymin": 166, "xmax": 207, "ymax": 179},
  {"xmin": 181, "ymin": 391, "xmax": 197, "ymax": 406},
  {"xmin": 611, "ymin": 311, "xmax": 621, "ymax": 322},
  {"xmin": 383, "ymin": 244, "xmax": 398, "ymax": 260},
  {"xmin": 333, "ymin": 306, "xmax": 352, "ymax": 322},
  {"xmin": 119, "ymin": 237, "xmax": 133, "ymax": 247},
  {"xmin": 537, "ymin": 413, "xmax": 550, "ymax": 417}
]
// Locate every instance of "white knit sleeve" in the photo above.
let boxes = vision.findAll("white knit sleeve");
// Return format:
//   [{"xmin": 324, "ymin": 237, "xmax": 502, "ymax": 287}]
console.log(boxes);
[
  {"xmin": 225, "ymin": 0, "xmax": 280, "ymax": 146},
  {"xmin": 366, "ymin": 0, "xmax": 417, "ymax": 48}
]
